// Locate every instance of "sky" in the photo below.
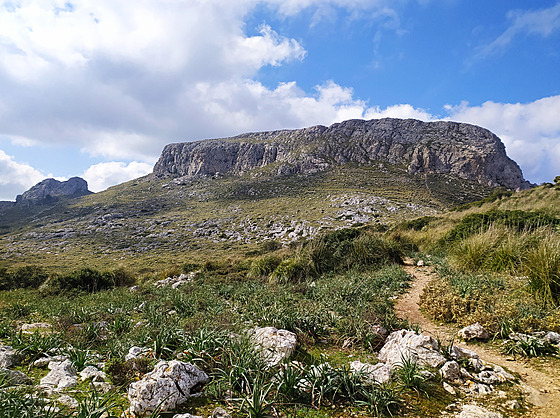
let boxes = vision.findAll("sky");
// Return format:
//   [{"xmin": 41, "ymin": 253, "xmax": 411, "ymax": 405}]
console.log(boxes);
[{"xmin": 1, "ymin": 0, "xmax": 559, "ymax": 201}]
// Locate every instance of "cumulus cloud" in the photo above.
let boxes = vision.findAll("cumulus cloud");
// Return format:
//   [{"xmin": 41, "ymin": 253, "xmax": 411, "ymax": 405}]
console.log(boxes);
[
  {"xmin": 0, "ymin": 150, "xmax": 46, "ymax": 201},
  {"xmin": 445, "ymin": 95, "xmax": 560, "ymax": 184},
  {"xmin": 476, "ymin": 2, "xmax": 560, "ymax": 58},
  {"xmin": 81, "ymin": 161, "xmax": 153, "ymax": 193}
]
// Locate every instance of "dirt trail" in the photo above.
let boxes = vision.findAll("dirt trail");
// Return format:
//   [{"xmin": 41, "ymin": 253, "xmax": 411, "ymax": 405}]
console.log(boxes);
[{"xmin": 396, "ymin": 260, "xmax": 560, "ymax": 418}]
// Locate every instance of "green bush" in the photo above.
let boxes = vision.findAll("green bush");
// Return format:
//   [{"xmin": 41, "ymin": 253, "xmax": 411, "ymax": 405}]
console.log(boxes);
[
  {"xmin": 0, "ymin": 265, "xmax": 48, "ymax": 290},
  {"xmin": 41, "ymin": 267, "xmax": 134, "ymax": 294},
  {"xmin": 524, "ymin": 236, "xmax": 560, "ymax": 306},
  {"xmin": 248, "ymin": 254, "xmax": 282, "ymax": 279}
]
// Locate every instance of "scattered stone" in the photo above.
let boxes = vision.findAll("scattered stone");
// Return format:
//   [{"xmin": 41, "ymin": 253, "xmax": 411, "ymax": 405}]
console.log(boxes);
[
  {"xmin": 543, "ymin": 331, "xmax": 560, "ymax": 345},
  {"xmin": 456, "ymin": 404, "xmax": 502, "ymax": 418},
  {"xmin": 464, "ymin": 380, "xmax": 493, "ymax": 395},
  {"xmin": 127, "ymin": 360, "xmax": 209, "ymax": 416},
  {"xmin": 212, "ymin": 407, "xmax": 232, "ymax": 418},
  {"xmin": 92, "ymin": 381, "xmax": 114, "ymax": 393},
  {"xmin": 378, "ymin": 329, "xmax": 447, "ymax": 368},
  {"xmin": 0, "ymin": 345, "xmax": 18, "ymax": 369},
  {"xmin": 417, "ymin": 259, "xmax": 424, "ymax": 267},
  {"xmin": 40, "ymin": 359, "xmax": 78, "ymax": 390},
  {"xmin": 443, "ymin": 381, "xmax": 456, "ymax": 395},
  {"xmin": 172, "ymin": 414, "xmax": 202, "ymax": 418},
  {"xmin": 449, "ymin": 345, "xmax": 479, "ymax": 361},
  {"xmin": 0, "ymin": 368, "xmax": 31, "ymax": 385},
  {"xmin": 505, "ymin": 399, "xmax": 521, "ymax": 410},
  {"xmin": 251, "ymin": 327, "xmax": 297, "ymax": 367},
  {"xmin": 371, "ymin": 324, "xmax": 389, "ymax": 337},
  {"xmin": 125, "ymin": 346, "xmax": 151, "ymax": 361},
  {"xmin": 79, "ymin": 365, "xmax": 106, "ymax": 382},
  {"xmin": 491, "ymin": 365, "xmax": 515, "ymax": 381},
  {"xmin": 34, "ymin": 355, "xmax": 68, "ymax": 368},
  {"xmin": 477, "ymin": 370, "xmax": 506, "ymax": 385},
  {"xmin": 21, "ymin": 322, "xmax": 52, "ymax": 334},
  {"xmin": 440, "ymin": 361, "xmax": 462, "ymax": 382},
  {"xmin": 350, "ymin": 361, "xmax": 392, "ymax": 384},
  {"xmin": 458, "ymin": 323, "xmax": 490, "ymax": 341},
  {"xmin": 57, "ymin": 394, "xmax": 78, "ymax": 409}
]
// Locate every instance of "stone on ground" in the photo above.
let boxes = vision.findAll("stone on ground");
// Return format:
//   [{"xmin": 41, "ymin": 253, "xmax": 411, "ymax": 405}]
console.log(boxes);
[{"xmin": 378, "ymin": 329, "xmax": 447, "ymax": 368}]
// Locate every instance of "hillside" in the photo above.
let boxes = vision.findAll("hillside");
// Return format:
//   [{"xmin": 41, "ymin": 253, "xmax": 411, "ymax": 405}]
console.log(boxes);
[{"xmin": 0, "ymin": 118, "xmax": 529, "ymax": 272}]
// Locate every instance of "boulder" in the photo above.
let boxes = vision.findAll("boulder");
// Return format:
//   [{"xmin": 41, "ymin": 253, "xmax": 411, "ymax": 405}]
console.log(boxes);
[
  {"xmin": 40, "ymin": 359, "xmax": 78, "ymax": 390},
  {"xmin": 21, "ymin": 322, "xmax": 52, "ymax": 334},
  {"xmin": 34, "ymin": 355, "xmax": 68, "ymax": 368},
  {"xmin": 212, "ymin": 407, "xmax": 232, "ymax": 418},
  {"xmin": 0, "ymin": 369, "xmax": 31, "ymax": 385},
  {"xmin": 0, "ymin": 345, "xmax": 18, "ymax": 369},
  {"xmin": 79, "ymin": 365, "xmax": 106, "ymax": 382},
  {"xmin": 125, "ymin": 346, "xmax": 151, "ymax": 361},
  {"xmin": 457, "ymin": 404, "xmax": 502, "ymax": 418},
  {"xmin": 449, "ymin": 345, "xmax": 479, "ymax": 361},
  {"xmin": 251, "ymin": 327, "xmax": 297, "ymax": 367},
  {"xmin": 458, "ymin": 323, "xmax": 490, "ymax": 341},
  {"xmin": 543, "ymin": 331, "xmax": 560, "ymax": 345},
  {"xmin": 378, "ymin": 329, "xmax": 447, "ymax": 368},
  {"xmin": 127, "ymin": 360, "xmax": 209, "ymax": 416},
  {"xmin": 440, "ymin": 361, "xmax": 461, "ymax": 382},
  {"xmin": 350, "ymin": 361, "xmax": 392, "ymax": 384}
]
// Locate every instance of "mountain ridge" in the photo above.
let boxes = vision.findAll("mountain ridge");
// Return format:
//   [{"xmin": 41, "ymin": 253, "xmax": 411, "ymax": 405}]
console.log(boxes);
[{"xmin": 154, "ymin": 118, "xmax": 532, "ymax": 190}]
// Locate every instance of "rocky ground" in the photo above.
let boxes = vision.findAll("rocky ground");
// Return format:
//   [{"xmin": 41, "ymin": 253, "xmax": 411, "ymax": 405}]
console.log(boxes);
[{"xmin": 396, "ymin": 259, "xmax": 560, "ymax": 418}]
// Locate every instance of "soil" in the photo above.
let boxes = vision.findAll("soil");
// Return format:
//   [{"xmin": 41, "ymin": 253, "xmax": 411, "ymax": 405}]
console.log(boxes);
[{"xmin": 396, "ymin": 259, "xmax": 560, "ymax": 418}]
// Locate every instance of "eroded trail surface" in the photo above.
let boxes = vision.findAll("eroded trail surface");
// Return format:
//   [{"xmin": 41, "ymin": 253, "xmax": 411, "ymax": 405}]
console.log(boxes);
[{"xmin": 396, "ymin": 260, "xmax": 560, "ymax": 418}]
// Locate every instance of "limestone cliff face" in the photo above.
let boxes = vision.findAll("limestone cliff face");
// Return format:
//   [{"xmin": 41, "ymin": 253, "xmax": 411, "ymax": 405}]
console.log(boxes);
[
  {"xmin": 15, "ymin": 177, "xmax": 92, "ymax": 206},
  {"xmin": 153, "ymin": 118, "xmax": 531, "ymax": 190}
]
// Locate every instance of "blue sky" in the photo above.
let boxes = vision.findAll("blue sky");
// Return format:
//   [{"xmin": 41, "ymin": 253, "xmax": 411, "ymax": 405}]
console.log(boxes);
[{"xmin": 1, "ymin": 0, "xmax": 559, "ymax": 200}]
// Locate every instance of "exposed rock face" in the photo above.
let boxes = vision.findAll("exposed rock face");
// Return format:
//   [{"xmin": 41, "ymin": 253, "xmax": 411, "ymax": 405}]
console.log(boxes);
[
  {"xmin": 15, "ymin": 177, "xmax": 92, "ymax": 206},
  {"xmin": 154, "ymin": 118, "xmax": 531, "ymax": 190}
]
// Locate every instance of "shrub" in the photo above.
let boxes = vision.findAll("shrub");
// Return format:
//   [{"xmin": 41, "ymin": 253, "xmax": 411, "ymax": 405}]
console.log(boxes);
[
  {"xmin": 524, "ymin": 235, "xmax": 560, "ymax": 306},
  {"xmin": 269, "ymin": 258, "xmax": 308, "ymax": 284},
  {"xmin": 0, "ymin": 265, "xmax": 49, "ymax": 290},
  {"xmin": 41, "ymin": 267, "xmax": 134, "ymax": 294},
  {"xmin": 247, "ymin": 254, "xmax": 282, "ymax": 279}
]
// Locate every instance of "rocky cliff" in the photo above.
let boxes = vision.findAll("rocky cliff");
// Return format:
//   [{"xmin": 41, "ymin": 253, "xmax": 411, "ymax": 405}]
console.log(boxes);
[
  {"xmin": 154, "ymin": 118, "xmax": 531, "ymax": 190},
  {"xmin": 15, "ymin": 177, "xmax": 92, "ymax": 206}
]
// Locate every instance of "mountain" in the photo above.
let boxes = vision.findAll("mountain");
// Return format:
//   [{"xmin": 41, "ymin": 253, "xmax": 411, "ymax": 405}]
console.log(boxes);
[
  {"xmin": 15, "ymin": 177, "xmax": 92, "ymax": 206},
  {"xmin": 0, "ymin": 118, "xmax": 532, "ymax": 272},
  {"xmin": 154, "ymin": 118, "xmax": 531, "ymax": 190}
]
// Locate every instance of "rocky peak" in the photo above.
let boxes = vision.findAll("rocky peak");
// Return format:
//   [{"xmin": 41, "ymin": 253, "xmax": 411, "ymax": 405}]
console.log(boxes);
[
  {"xmin": 15, "ymin": 177, "xmax": 92, "ymax": 206},
  {"xmin": 153, "ymin": 118, "xmax": 532, "ymax": 190}
]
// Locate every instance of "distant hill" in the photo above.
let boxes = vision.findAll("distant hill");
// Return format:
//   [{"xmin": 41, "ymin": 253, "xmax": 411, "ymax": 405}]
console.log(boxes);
[{"xmin": 0, "ymin": 118, "xmax": 532, "ymax": 271}]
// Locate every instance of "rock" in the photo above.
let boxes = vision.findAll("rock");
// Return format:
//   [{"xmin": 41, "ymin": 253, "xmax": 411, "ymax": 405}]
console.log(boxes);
[
  {"xmin": 464, "ymin": 380, "xmax": 493, "ymax": 395},
  {"xmin": 57, "ymin": 394, "xmax": 78, "ymax": 409},
  {"xmin": 21, "ymin": 322, "xmax": 52, "ymax": 334},
  {"xmin": 92, "ymin": 381, "xmax": 114, "ymax": 393},
  {"xmin": 350, "ymin": 361, "xmax": 392, "ymax": 384},
  {"xmin": 34, "ymin": 355, "xmax": 68, "ymax": 368},
  {"xmin": 456, "ymin": 404, "xmax": 502, "ymax": 418},
  {"xmin": 543, "ymin": 331, "xmax": 560, "ymax": 345},
  {"xmin": 16, "ymin": 177, "xmax": 92, "ymax": 206},
  {"xmin": 0, "ymin": 345, "xmax": 18, "ymax": 369},
  {"xmin": 40, "ymin": 359, "xmax": 78, "ymax": 390},
  {"xmin": 378, "ymin": 329, "xmax": 447, "ymax": 368},
  {"xmin": 125, "ymin": 346, "xmax": 151, "ymax": 361},
  {"xmin": 476, "ymin": 370, "xmax": 506, "ymax": 385},
  {"xmin": 153, "ymin": 119, "xmax": 531, "ymax": 190},
  {"xmin": 251, "ymin": 327, "xmax": 297, "ymax": 367},
  {"xmin": 371, "ymin": 324, "xmax": 389, "ymax": 337},
  {"xmin": 212, "ymin": 407, "xmax": 232, "ymax": 418},
  {"xmin": 449, "ymin": 345, "xmax": 479, "ymax": 360},
  {"xmin": 440, "ymin": 361, "xmax": 462, "ymax": 382},
  {"xmin": 0, "ymin": 368, "xmax": 31, "ymax": 385},
  {"xmin": 127, "ymin": 360, "xmax": 209, "ymax": 416},
  {"xmin": 79, "ymin": 365, "xmax": 106, "ymax": 382},
  {"xmin": 492, "ymin": 365, "xmax": 515, "ymax": 381},
  {"xmin": 172, "ymin": 415, "xmax": 202, "ymax": 418},
  {"xmin": 443, "ymin": 381, "xmax": 456, "ymax": 395},
  {"xmin": 417, "ymin": 259, "xmax": 424, "ymax": 267},
  {"xmin": 458, "ymin": 323, "xmax": 490, "ymax": 341}
]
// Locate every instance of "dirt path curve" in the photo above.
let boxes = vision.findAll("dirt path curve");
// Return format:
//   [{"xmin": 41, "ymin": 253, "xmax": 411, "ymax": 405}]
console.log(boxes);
[{"xmin": 395, "ymin": 259, "xmax": 560, "ymax": 418}]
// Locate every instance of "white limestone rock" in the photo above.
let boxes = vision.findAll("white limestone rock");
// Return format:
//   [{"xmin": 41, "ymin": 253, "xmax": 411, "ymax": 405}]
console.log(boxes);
[
  {"xmin": 40, "ymin": 359, "xmax": 78, "ymax": 390},
  {"xmin": 21, "ymin": 322, "xmax": 52, "ymax": 334},
  {"xmin": 0, "ymin": 345, "xmax": 18, "ymax": 369},
  {"xmin": 350, "ymin": 360, "xmax": 392, "ymax": 384},
  {"xmin": 440, "ymin": 361, "xmax": 462, "ymax": 382},
  {"xmin": 377, "ymin": 329, "xmax": 447, "ymax": 368},
  {"xmin": 79, "ymin": 365, "xmax": 106, "ymax": 382},
  {"xmin": 251, "ymin": 327, "xmax": 297, "ymax": 367},
  {"xmin": 0, "ymin": 368, "xmax": 31, "ymax": 385},
  {"xmin": 458, "ymin": 323, "xmax": 490, "ymax": 341},
  {"xmin": 127, "ymin": 360, "xmax": 209, "ymax": 416},
  {"xmin": 456, "ymin": 404, "xmax": 502, "ymax": 418}
]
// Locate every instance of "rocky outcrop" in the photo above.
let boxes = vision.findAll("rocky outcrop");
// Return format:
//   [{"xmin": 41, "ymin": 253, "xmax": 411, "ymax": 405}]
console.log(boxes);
[
  {"xmin": 15, "ymin": 177, "xmax": 92, "ymax": 206},
  {"xmin": 154, "ymin": 118, "xmax": 531, "ymax": 190}
]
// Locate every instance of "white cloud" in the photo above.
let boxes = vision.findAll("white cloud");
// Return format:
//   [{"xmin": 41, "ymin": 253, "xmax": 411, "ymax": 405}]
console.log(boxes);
[
  {"xmin": 81, "ymin": 161, "xmax": 153, "ymax": 193},
  {"xmin": 0, "ymin": 150, "xmax": 46, "ymax": 201},
  {"xmin": 476, "ymin": 2, "xmax": 560, "ymax": 58},
  {"xmin": 365, "ymin": 103, "xmax": 434, "ymax": 121},
  {"xmin": 445, "ymin": 95, "xmax": 560, "ymax": 184}
]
